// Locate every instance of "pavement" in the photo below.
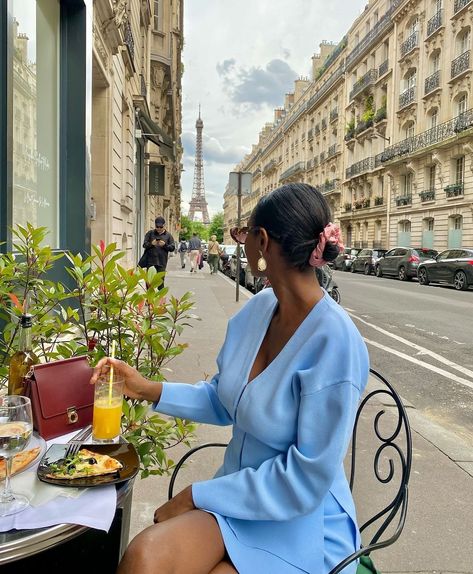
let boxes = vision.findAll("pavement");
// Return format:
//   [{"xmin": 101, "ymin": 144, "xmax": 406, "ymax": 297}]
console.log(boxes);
[{"xmin": 129, "ymin": 255, "xmax": 473, "ymax": 574}]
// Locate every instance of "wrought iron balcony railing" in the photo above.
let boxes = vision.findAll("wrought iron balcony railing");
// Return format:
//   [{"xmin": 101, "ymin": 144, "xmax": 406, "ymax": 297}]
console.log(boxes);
[
  {"xmin": 378, "ymin": 59, "xmax": 389, "ymax": 77},
  {"xmin": 124, "ymin": 20, "xmax": 135, "ymax": 63},
  {"xmin": 320, "ymin": 151, "xmax": 326, "ymax": 163},
  {"xmin": 445, "ymin": 183, "xmax": 464, "ymax": 197},
  {"xmin": 400, "ymin": 32, "xmax": 419, "ymax": 59},
  {"xmin": 262, "ymin": 159, "xmax": 277, "ymax": 175},
  {"xmin": 454, "ymin": 0, "xmax": 472, "ymax": 15},
  {"xmin": 321, "ymin": 118, "xmax": 328, "ymax": 131},
  {"xmin": 306, "ymin": 159, "xmax": 314, "ymax": 170},
  {"xmin": 349, "ymin": 69, "xmax": 378, "ymax": 101},
  {"xmin": 307, "ymin": 64, "xmax": 345, "ymax": 111},
  {"xmin": 374, "ymin": 196, "xmax": 384, "ymax": 206},
  {"xmin": 330, "ymin": 109, "xmax": 339, "ymax": 122},
  {"xmin": 307, "ymin": 128, "xmax": 314, "ymax": 141},
  {"xmin": 140, "ymin": 74, "xmax": 147, "ymax": 98},
  {"xmin": 319, "ymin": 179, "xmax": 339, "ymax": 194},
  {"xmin": 314, "ymin": 124, "xmax": 321, "ymax": 135},
  {"xmin": 399, "ymin": 86, "xmax": 416, "ymax": 109},
  {"xmin": 451, "ymin": 50, "xmax": 470, "ymax": 79},
  {"xmin": 328, "ymin": 144, "xmax": 338, "ymax": 158},
  {"xmin": 345, "ymin": 157, "xmax": 375, "ymax": 179},
  {"xmin": 395, "ymin": 195, "xmax": 412, "ymax": 206},
  {"xmin": 427, "ymin": 10, "xmax": 443, "ymax": 37},
  {"xmin": 378, "ymin": 108, "xmax": 473, "ymax": 164},
  {"xmin": 425, "ymin": 70, "xmax": 440, "ymax": 95},
  {"xmin": 280, "ymin": 161, "xmax": 306, "ymax": 181},
  {"xmin": 419, "ymin": 190, "xmax": 435, "ymax": 202}
]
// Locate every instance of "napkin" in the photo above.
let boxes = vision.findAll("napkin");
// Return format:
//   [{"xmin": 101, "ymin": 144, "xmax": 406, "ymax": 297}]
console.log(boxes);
[{"xmin": 11, "ymin": 470, "xmax": 85, "ymax": 507}]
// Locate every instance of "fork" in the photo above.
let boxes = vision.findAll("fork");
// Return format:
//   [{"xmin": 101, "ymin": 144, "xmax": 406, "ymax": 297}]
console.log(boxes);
[{"xmin": 64, "ymin": 424, "xmax": 92, "ymax": 458}]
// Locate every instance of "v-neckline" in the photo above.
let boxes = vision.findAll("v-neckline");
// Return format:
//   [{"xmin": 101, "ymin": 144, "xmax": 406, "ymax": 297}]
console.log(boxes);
[{"xmin": 245, "ymin": 291, "xmax": 327, "ymax": 386}]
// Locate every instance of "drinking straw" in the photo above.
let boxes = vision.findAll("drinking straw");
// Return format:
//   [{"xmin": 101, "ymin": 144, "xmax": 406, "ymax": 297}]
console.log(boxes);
[{"xmin": 108, "ymin": 340, "xmax": 116, "ymax": 405}]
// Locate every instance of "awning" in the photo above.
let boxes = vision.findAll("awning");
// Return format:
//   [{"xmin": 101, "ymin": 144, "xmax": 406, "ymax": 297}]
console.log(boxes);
[{"xmin": 135, "ymin": 106, "xmax": 174, "ymax": 160}]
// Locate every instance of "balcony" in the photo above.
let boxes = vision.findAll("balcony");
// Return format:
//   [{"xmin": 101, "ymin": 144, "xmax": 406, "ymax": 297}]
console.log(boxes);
[
  {"xmin": 374, "ymin": 196, "xmax": 384, "ymax": 206},
  {"xmin": 307, "ymin": 128, "xmax": 314, "ymax": 141},
  {"xmin": 419, "ymin": 190, "xmax": 435, "ymax": 202},
  {"xmin": 320, "ymin": 179, "xmax": 339, "ymax": 194},
  {"xmin": 424, "ymin": 70, "xmax": 440, "ymax": 95},
  {"xmin": 349, "ymin": 69, "xmax": 378, "ymax": 101},
  {"xmin": 378, "ymin": 108, "xmax": 473, "ymax": 164},
  {"xmin": 330, "ymin": 109, "xmax": 339, "ymax": 123},
  {"xmin": 280, "ymin": 161, "xmax": 306, "ymax": 182},
  {"xmin": 307, "ymin": 64, "xmax": 345, "ymax": 111},
  {"xmin": 399, "ymin": 86, "xmax": 416, "ymax": 109},
  {"xmin": 427, "ymin": 10, "xmax": 443, "ymax": 38},
  {"xmin": 252, "ymin": 167, "xmax": 261, "ymax": 178},
  {"xmin": 321, "ymin": 118, "xmax": 328, "ymax": 131},
  {"xmin": 328, "ymin": 144, "xmax": 338, "ymax": 158},
  {"xmin": 345, "ymin": 157, "xmax": 375, "ymax": 179},
  {"xmin": 451, "ymin": 50, "xmax": 470, "ymax": 80},
  {"xmin": 353, "ymin": 198, "xmax": 371, "ymax": 209},
  {"xmin": 400, "ymin": 32, "xmax": 419, "ymax": 59},
  {"xmin": 395, "ymin": 195, "xmax": 412, "ymax": 207},
  {"xmin": 454, "ymin": 0, "xmax": 472, "ymax": 16},
  {"xmin": 124, "ymin": 20, "xmax": 136, "ymax": 71},
  {"xmin": 355, "ymin": 118, "xmax": 374, "ymax": 136},
  {"xmin": 306, "ymin": 159, "xmax": 314, "ymax": 170},
  {"xmin": 140, "ymin": 74, "xmax": 147, "ymax": 99},
  {"xmin": 320, "ymin": 151, "xmax": 326, "ymax": 163},
  {"xmin": 445, "ymin": 183, "xmax": 464, "ymax": 198},
  {"xmin": 262, "ymin": 159, "xmax": 277, "ymax": 175},
  {"xmin": 378, "ymin": 59, "xmax": 389, "ymax": 78},
  {"xmin": 314, "ymin": 124, "xmax": 321, "ymax": 136}
]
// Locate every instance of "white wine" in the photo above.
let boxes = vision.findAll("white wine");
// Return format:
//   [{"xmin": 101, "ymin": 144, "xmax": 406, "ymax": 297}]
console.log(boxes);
[{"xmin": 0, "ymin": 421, "xmax": 33, "ymax": 458}]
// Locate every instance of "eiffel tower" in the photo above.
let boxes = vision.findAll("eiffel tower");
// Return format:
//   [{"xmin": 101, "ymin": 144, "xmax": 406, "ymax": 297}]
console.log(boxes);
[{"xmin": 188, "ymin": 106, "xmax": 210, "ymax": 223}]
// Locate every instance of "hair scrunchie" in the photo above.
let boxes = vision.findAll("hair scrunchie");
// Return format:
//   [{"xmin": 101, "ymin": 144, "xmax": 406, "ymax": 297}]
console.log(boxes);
[{"xmin": 309, "ymin": 222, "xmax": 344, "ymax": 268}]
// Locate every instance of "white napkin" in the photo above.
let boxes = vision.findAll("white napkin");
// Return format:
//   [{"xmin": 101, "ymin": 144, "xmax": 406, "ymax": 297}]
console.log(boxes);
[{"xmin": 0, "ymin": 428, "xmax": 118, "ymax": 532}]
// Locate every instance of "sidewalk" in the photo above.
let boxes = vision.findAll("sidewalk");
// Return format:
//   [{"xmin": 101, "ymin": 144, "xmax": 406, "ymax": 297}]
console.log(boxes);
[{"xmin": 129, "ymin": 256, "xmax": 473, "ymax": 573}]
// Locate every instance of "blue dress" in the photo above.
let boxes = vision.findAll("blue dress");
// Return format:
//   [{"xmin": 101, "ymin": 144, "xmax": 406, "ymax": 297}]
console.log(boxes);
[{"xmin": 155, "ymin": 289, "xmax": 369, "ymax": 573}]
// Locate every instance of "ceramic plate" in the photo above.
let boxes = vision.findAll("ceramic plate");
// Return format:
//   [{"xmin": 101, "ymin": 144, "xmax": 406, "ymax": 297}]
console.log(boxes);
[
  {"xmin": 0, "ymin": 432, "xmax": 47, "ymax": 478},
  {"xmin": 37, "ymin": 442, "xmax": 139, "ymax": 487}
]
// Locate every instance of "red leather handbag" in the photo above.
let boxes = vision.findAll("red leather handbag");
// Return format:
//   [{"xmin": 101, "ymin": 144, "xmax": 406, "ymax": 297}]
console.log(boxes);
[{"xmin": 24, "ymin": 356, "xmax": 94, "ymax": 440}]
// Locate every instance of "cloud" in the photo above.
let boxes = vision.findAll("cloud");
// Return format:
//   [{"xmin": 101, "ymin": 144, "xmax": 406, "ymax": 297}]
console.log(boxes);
[
  {"xmin": 217, "ymin": 58, "xmax": 298, "ymax": 108},
  {"xmin": 182, "ymin": 131, "xmax": 249, "ymax": 166}
]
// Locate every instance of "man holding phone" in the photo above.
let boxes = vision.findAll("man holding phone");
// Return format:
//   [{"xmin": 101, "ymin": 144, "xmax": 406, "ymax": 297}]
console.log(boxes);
[{"xmin": 140, "ymin": 216, "xmax": 175, "ymax": 289}]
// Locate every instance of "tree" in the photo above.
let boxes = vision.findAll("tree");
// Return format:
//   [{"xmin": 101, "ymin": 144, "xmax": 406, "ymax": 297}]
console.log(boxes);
[
  {"xmin": 179, "ymin": 216, "xmax": 193, "ymax": 240},
  {"xmin": 208, "ymin": 212, "xmax": 224, "ymax": 243},
  {"xmin": 179, "ymin": 216, "xmax": 210, "ymax": 241}
]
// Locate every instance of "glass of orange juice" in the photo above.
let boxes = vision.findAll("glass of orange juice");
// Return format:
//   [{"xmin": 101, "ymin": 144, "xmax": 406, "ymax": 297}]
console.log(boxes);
[{"xmin": 92, "ymin": 368, "xmax": 124, "ymax": 443}]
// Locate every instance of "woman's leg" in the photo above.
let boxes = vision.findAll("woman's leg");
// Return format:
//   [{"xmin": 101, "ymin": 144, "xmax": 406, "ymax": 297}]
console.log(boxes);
[
  {"xmin": 117, "ymin": 510, "xmax": 228, "ymax": 574},
  {"xmin": 209, "ymin": 561, "xmax": 238, "ymax": 573}
]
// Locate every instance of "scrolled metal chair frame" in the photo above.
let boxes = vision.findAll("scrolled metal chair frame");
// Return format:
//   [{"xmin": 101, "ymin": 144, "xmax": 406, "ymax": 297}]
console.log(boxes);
[{"xmin": 168, "ymin": 368, "xmax": 412, "ymax": 574}]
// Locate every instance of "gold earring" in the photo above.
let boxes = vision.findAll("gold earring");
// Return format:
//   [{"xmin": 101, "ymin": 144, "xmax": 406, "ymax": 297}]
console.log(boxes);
[{"xmin": 257, "ymin": 251, "xmax": 267, "ymax": 272}]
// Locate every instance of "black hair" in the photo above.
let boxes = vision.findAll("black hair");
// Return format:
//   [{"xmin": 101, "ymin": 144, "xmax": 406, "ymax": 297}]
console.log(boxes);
[{"xmin": 251, "ymin": 183, "xmax": 340, "ymax": 271}]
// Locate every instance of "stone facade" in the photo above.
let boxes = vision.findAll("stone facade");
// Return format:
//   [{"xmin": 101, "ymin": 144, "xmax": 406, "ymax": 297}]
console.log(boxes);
[
  {"xmin": 226, "ymin": 0, "xmax": 473, "ymax": 252},
  {"xmin": 92, "ymin": 0, "xmax": 183, "ymax": 266}
]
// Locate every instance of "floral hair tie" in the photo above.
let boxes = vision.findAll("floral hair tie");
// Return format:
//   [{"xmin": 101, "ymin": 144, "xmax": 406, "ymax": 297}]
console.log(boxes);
[{"xmin": 309, "ymin": 222, "xmax": 344, "ymax": 268}]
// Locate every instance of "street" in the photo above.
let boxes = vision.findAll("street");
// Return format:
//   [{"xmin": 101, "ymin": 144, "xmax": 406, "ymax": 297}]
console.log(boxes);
[{"xmin": 333, "ymin": 270, "xmax": 473, "ymax": 446}]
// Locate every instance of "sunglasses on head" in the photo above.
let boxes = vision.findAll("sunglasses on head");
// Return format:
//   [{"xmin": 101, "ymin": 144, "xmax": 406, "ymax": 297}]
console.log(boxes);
[{"xmin": 230, "ymin": 226, "xmax": 261, "ymax": 244}]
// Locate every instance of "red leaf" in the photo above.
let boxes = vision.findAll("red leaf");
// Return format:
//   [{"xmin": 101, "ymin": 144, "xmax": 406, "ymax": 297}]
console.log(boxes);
[
  {"xmin": 99, "ymin": 240, "xmax": 105, "ymax": 255},
  {"xmin": 7, "ymin": 293, "xmax": 23, "ymax": 312}
]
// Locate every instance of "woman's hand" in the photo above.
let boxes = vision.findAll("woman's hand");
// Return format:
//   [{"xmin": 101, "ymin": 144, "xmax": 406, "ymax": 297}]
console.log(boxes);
[
  {"xmin": 90, "ymin": 358, "xmax": 162, "ymax": 403},
  {"xmin": 153, "ymin": 485, "xmax": 196, "ymax": 523}
]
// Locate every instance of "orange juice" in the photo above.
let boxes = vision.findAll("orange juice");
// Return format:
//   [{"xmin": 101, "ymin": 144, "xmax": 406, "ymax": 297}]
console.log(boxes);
[{"xmin": 92, "ymin": 399, "xmax": 122, "ymax": 440}]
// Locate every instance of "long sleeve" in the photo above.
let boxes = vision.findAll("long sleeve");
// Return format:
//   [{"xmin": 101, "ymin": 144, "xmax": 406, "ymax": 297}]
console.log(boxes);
[
  {"xmin": 192, "ymin": 379, "xmax": 360, "ymax": 521},
  {"xmin": 165, "ymin": 233, "xmax": 175, "ymax": 253},
  {"xmin": 142, "ymin": 230, "xmax": 154, "ymax": 249},
  {"xmin": 154, "ymin": 376, "xmax": 233, "ymax": 425}
]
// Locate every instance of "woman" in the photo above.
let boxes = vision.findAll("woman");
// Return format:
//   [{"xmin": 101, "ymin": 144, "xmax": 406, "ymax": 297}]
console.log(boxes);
[
  {"xmin": 92, "ymin": 183, "xmax": 369, "ymax": 574},
  {"xmin": 207, "ymin": 234, "xmax": 221, "ymax": 274}
]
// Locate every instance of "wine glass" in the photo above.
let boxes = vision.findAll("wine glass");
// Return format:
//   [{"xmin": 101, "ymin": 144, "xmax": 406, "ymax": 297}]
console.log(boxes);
[{"xmin": 0, "ymin": 395, "xmax": 33, "ymax": 516}]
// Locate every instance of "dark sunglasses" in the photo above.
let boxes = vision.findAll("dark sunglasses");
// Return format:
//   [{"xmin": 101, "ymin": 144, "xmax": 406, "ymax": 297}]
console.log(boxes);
[{"xmin": 230, "ymin": 226, "xmax": 261, "ymax": 244}]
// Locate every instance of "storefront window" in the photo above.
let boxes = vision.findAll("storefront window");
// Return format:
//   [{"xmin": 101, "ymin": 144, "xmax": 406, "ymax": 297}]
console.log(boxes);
[{"xmin": 9, "ymin": 0, "xmax": 60, "ymax": 247}]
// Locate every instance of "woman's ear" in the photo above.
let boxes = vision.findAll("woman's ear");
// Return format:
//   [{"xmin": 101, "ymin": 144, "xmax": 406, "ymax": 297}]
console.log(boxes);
[{"xmin": 258, "ymin": 228, "xmax": 270, "ymax": 253}]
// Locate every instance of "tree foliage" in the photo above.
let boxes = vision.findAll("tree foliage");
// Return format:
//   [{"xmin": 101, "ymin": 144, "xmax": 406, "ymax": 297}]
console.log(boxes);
[{"xmin": 208, "ymin": 212, "xmax": 224, "ymax": 243}]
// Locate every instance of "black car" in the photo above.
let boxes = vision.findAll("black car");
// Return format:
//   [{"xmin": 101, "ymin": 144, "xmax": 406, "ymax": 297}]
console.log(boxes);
[
  {"xmin": 417, "ymin": 248, "xmax": 473, "ymax": 291},
  {"xmin": 351, "ymin": 248, "xmax": 388, "ymax": 275},
  {"xmin": 375, "ymin": 247, "xmax": 438, "ymax": 281},
  {"xmin": 333, "ymin": 247, "xmax": 361, "ymax": 271}
]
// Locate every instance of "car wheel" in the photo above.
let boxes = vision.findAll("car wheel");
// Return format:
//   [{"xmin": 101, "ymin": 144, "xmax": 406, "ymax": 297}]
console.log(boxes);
[
  {"xmin": 375, "ymin": 265, "xmax": 383, "ymax": 277},
  {"xmin": 417, "ymin": 267, "xmax": 430, "ymax": 286},
  {"xmin": 454, "ymin": 270, "xmax": 469, "ymax": 291},
  {"xmin": 330, "ymin": 287, "xmax": 341, "ymax": 304},
  {"xmin": 398, "ymin": 266, "xmax": 408, "ymax": 281},
  {"xmin": 364, "ymin": 264, "xmax": 371, "ymax": 275}
]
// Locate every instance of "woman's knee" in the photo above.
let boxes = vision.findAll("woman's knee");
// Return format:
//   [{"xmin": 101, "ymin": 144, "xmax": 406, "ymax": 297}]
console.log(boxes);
[{"xmin": 119, "ymin": 524, "xmax": 177, "ymax": 573}]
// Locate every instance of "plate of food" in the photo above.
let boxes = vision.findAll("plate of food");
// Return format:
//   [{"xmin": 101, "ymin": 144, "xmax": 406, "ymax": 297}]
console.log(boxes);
[
  {"xmin": 37, "ymin": 442, "xmax": 140, "ymax": 487},
  {"xmin": 0, "ymin": 432, "xmax": 46, "ymax": 479}
]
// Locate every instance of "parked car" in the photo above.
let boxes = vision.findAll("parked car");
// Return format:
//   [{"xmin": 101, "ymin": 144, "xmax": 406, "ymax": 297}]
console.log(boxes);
[
  {"xmin": 417, "ymin": 248, "xmax": 473, "ymax": 291},
  {"xmin": 229, "ymin": 246, "xmax": 247, "ymax": 284},
  {"xmin": 218, "ymin": 245, "xmax": 237, "ymax": 273},
  {"xmin": 333, "ymin": 247, "xmax": 361, "ymax": 271},
  {"xmin": 201, "ymin": 242, "xmax": 208, "ymax": 261},
  {"xmin": 375, "ymin": 247, "xmax": 438, "ymax": 281},
  {"xmin": 351, "ymin": 248, "xmax": 388, "ymax": 275}
]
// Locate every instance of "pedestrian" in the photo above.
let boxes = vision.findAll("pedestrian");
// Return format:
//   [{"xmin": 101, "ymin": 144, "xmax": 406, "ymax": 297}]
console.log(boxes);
[
  {"xmin": 207, "ymin": 234, "xmax": 221, "ymax": 274},
  {"xmin": 188, "ymin": 232, "xmax": 202, "ymax": 273},
  {"xmin": 92, "ymin": 183, "xmax": 369, "ymax": 574},
  {"xmin": 139, "ymin": 217, "xmax": 175, "ymax": 289},
  {"xmin": 178, "ymin": 238, "xmax": 188, "ymax": 269}
]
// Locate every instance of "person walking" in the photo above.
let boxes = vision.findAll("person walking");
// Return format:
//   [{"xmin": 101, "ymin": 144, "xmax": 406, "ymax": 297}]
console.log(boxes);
[
  {"xmin": 178, "ymin": 238, "xmax": 188, "ymax": 269},
  {"xmin": 188, "ymin": 233, "xmax": 202, "ymax": 273},
  {"xmin": 207, "ymin": 235, "xmax": 221, "ymax": 274},
  {"xmin": 139, "ymin": 217, "xmax": 175, "ymax": 289},
  {"xmin": 92, "ymin": 183, "xmax": 369, "ymax": 574}
]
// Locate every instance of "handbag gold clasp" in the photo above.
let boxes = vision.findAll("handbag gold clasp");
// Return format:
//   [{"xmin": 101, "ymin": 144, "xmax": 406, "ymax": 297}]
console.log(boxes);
[{"xmin": 67, "ymin": 407, "xmax": 79, "ymax": 424}]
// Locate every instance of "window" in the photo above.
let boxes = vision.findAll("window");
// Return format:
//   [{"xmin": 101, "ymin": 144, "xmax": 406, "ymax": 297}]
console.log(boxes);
[
  {"xmin": 405, "ymin": 122, "xmax": 415, "ymax": 138},
  {"xmin": 452, "ymin": 215, "xmax": 462, "ymax": 231},
  {"xmin": 425, "ymin": 217, "xmax": 434, "ymax": 231},
  {"xmin": 457, "ymin": 94, "xmax": 467, "ymax": 115},
  {"xmin": 402, "ymin": 173, "xmax": 413, "ymax": 194},
  {"xmin": 399, "ymin": 222, "xmax": 411, "ymax": 234},
  {"xmin": 429, "ymin": 165, "xmax": 436, "ymax": 189},
  {"xmin": 456, "ymin": 156, "xmax": 465, "ymax": 183},
  {"xmin": 430, "ymin": 109, "xmax": 438, "ymax": 128},
  {"xmin": 458, "ymin": 29, "xmax": 471, "ymax": 56},
  {"xmin": 404, "ymin": 70, "xmax": 417, "ymax": 91},
  {"xmin": 431, "ymin": 52, "xmax": 440, "ymax": 73},
  {"xmin": 154, "ymin": 0, "xmax": 160, "ymax": 31},
  {"xmin": 433, "ymin": 0, "xmax": 442, "ymax": 14},
  {"xmin": 409, "ymin": 17, "xmax": 419, "ymax": 37}
]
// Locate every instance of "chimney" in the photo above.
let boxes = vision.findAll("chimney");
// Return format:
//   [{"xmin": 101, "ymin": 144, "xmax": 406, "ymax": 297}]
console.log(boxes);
[{"xmin": 294, "ymin": 77, "xmax": 310, "ymax": 101}]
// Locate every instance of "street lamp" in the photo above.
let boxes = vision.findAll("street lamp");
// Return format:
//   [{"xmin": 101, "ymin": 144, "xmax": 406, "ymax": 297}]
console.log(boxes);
[{"xmin": 228, "ymin": 171, "xmax": 252, "ymax": 302}]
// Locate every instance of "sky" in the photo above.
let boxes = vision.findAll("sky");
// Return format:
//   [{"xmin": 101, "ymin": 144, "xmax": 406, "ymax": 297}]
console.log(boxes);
[{"xmin": 181, "ymin": 0, "xmax": 368, "ymax": 220}]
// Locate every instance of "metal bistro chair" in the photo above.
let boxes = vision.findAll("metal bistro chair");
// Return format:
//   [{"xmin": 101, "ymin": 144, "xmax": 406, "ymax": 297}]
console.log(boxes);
[{"xmin": 168, "ymin": 368, "xmax": 412, "ymax": 574}]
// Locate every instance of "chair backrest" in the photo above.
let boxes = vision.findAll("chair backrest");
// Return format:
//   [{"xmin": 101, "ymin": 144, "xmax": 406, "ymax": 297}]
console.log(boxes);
[{"xmin": 330, "ymin": 368, "xmax": 412, "ymax": 574}]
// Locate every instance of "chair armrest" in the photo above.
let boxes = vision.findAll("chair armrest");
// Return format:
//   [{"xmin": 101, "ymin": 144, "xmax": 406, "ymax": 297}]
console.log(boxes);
[{"xmin": 168, "ymin": 443, "xmax": 227, "ymax": 500}]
